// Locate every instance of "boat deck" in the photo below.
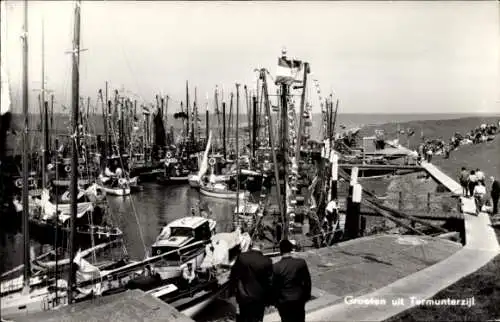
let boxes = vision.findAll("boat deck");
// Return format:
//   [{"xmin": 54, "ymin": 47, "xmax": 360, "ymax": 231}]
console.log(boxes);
[{"xmin": 14, "ymin": 290, "xmax": 194, "ymax": 322}]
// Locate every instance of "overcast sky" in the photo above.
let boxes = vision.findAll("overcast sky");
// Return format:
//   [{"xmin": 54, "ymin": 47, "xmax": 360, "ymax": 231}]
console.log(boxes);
[{"xmin": 2, "ymin": 1, "xmax": 499, "ymax": 114}]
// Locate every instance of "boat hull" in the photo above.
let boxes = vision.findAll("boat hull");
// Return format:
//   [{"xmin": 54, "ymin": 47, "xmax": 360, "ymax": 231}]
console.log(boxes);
[
  {"xmin": 97, "ymin": 185, "xmax": 131, "ymax": 196},
  {"xmin": 199, "ymin": 187, "xmax": 245, "ymax": 200}
]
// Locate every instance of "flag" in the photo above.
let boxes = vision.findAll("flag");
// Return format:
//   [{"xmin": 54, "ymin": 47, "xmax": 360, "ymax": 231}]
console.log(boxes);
[
  {"xmin": 275, "ymin": 57, "xmax": 303, "ymax": 85},
  {"xmin": 143, "ymin": 106, "xmax": 150, "ymax": 115}
]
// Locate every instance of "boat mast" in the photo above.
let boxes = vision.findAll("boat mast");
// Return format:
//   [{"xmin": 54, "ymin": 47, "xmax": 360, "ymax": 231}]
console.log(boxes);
[
  {"xmin": 68, "ymin": 0, "xmax": 81, "ymax": 304},
  {"xmin": 295, "ymin": 62, "xmax": 309, "ymax": 164},
  {"xmin": 222, "ymin": 101, "xmax": 226, "ymax": 160},
  {"xmin": 186, "ymin": 81, "xmax": 190, "ymax": 148},
  {"xmin": 279, "ymin": 52, "xmax": 289, "ymax": 238},
  {"xmin": 260, "ymin": 69, "xmax": 286, "ymax": 238},
  {"xmin": 21, "ymin": 0, "xmax": 31, "ymax": 293},
  {"xmin": 235, "ymin": 83, "xmax": 241, "ymax": 229},
  {"xmin": 41, "ymin": 17, "xmax": 48, "ymax": 189},
  {"xmin": 244, "ymin": 85, "xmax": 251, "ymax": 168}
]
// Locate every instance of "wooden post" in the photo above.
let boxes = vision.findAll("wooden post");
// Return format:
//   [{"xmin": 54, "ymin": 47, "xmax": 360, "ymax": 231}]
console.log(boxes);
[
  {"xmin": 398, "ymin": 191, "xmax": 403, "ymax": 210},
  {"xmin": 345, "ymin": 167, "xmax": 359, "ymax": 239},
  {"xmin": 330, "ymin": 151, "xmax": 338, "ymax": 200},
  {"xmin": 352, "ymin": 183, "xmax": 362, "ymax": 238}
]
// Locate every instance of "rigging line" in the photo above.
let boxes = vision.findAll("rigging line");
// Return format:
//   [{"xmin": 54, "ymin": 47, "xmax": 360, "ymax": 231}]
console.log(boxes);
[
  {"xmin": 108, "ymin": 120, "xmax": 148, "ymax": 257},
  {"xmin": 108, "ymin": 22, "xmax": 145, "ymax": 106}
]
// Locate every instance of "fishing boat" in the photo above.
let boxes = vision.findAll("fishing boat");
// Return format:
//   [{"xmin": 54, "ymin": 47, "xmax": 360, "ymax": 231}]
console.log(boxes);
[
  {"xmin": 199, "ymin": 181, "xmax": 247, "ymax": 200},
  {"xmin": 97, "ymin": 176, "xmax": 132, "ymax": 196},
  {"xmin": 13, "ymin": 189, "xmax": 122, "ymax": 244}
]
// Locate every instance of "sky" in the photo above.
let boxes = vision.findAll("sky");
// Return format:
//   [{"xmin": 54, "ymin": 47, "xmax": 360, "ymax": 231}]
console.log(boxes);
[{"xmin": 2, "ymin": 1, "xmax": 499, "ymax": 114}]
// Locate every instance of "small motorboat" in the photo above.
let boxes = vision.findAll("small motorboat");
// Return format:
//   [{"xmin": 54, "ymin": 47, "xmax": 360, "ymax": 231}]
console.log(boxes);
[{"xmin": 151, "ymin": 216, "xmax": 216, "ymax": 280}]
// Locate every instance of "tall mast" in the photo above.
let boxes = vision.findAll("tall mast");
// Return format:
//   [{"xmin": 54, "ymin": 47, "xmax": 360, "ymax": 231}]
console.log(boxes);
[
  {"xmin": 68, "ymin": 0, "xmax": 81, "ymax": 304},
  {"xmin": 186, "ymin": 81, "xmax": 190, "ymax": 145},
  {"xmin": 260, "ymin": 69, "xmax": 285, "ymax": 237},
  {"xmin": 21, "ymin": 0, "xmax": 31, "ymax": 293},
  {"xmin": 41, "ymin": 17, "xmax": 47, "ymax": 188},
  {"xmin": 235, "ymin": 83, "xmax": 241, "ymax": 229},
  {"xmin": 222, "ymin": 101, "xmax": 226, "ymax": 160},
  {"xmin": 244, "ymin": 85, "xmax": 251, "ymax": 168},
  {"xmin": 279, "ymin": 53, "xmax": 289, "ymax": 238},
  {"xmin": 295, "ymin": 62, "xmax": 309, "ymax": 163}
]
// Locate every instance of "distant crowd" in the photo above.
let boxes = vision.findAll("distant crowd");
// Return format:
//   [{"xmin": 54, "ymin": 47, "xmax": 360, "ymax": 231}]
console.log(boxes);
[
  {"xmin": 418, "ymin": 120, "xmax": 499, "ymax": 163},
  {"xmin": 458, "ymin": 167, "xmax": 499, "ymax": 215}
]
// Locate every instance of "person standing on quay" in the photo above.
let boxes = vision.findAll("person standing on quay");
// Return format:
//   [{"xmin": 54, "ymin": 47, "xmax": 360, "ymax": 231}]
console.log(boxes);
[
  {"xmin": 229, "ymin": 242, "xmax": 273, "ymax": 322},
  {"xmin": 468, "ymin": 170, "xmax": 478, "ymax": 199},
  {"xmin": 272, "ymin": 239, "xmax": 312, "ymax": 322},
  {"xmin": 491, "ymin": 176, "xmax": 499, "ymax": 215},
  {"xmin": 459, "ymin": 167, "xmax": 469, "ymax": 197},
  {"xmin": 476, "ymin": 168, "xmax": 485, "ymax": 185}
]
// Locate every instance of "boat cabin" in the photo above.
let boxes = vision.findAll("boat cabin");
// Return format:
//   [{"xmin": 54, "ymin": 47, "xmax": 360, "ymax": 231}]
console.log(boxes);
[{"xmin": 152, "ymin": 216, "xmax": 216, "ymax": 260}]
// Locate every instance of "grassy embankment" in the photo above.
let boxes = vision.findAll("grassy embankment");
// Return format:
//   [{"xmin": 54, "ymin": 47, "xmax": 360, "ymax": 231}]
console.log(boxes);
[{"xmin": 367, "ymin": 116, "xmax": 500, "ymax": 322}]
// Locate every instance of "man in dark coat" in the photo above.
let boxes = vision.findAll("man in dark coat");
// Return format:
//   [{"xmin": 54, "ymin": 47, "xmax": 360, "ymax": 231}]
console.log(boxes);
[
  {"xmin": 229, "ymin": 242, "xmax": 273, "ymax": 322},
  {"xmin": 491, "ymin": 176, "xmax": 499, "ymax": 214},
  {"xmin": 272, "ymin": 239, "xmax": 312, "ymax": 322}
]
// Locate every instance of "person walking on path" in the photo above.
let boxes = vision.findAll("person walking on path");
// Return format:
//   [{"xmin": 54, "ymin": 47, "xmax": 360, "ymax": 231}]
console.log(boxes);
[
  {"xmin": 473, "ymin": 181, "xmax": 487, "ymax": 214},
  {"xmin": 459, "ymin": 167, "xmax": 469, "ymax": 197},
  {"xmin": 426, "ymin": 148, "xmax": 433, "ymax": 163},
  {"xmin": 229, "ymin": 242, "xmax": 273, "ymax": 322},
  {"xmin": 476, "ymin": 168, "xmax": 485, "ymax": 185},
  {"xmin": 491, "ymin": 176, "xmax": 499, "ymax": 215},
  {"xmin": 272, "ymin": 239, "xmax": 312, "ymax": 322},
  {"xmin": 468, "ymin": 170, "xmax": 478, "ymax": 199}
]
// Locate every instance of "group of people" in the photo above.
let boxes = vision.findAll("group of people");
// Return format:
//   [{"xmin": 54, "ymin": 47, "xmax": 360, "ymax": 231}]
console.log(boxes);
[
  {"xmin": 417, "ymin": 120, "xmax": 499, "ymax": 163},
  {"xmin": 230, "ymin": 239, "xmax": 311, "ymax": 322},
  {"xmin": 458, "ymin": 167, "xmax": 499, "ymax": 215}
]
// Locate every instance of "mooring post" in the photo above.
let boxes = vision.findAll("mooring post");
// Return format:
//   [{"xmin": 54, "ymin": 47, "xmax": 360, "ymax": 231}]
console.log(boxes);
[
  {"xmin": 330, "ymin": 150, "xmax": 338, "ymax": 200},
  {"xmin": 352, "ymin": 183, "xmax": 362, "ymax": 238},
  {"xmin": 345, "ymin": 167, "xmax": 359, "ymax": 239}
]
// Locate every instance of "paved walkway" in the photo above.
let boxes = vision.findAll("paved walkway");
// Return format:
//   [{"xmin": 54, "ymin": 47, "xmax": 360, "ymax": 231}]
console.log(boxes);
[{"xmin": 264, "ymin": 163, "xmax": 500, "ymax": 322}]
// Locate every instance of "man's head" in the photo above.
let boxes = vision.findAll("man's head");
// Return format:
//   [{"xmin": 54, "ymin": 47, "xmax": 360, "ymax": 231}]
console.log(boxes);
[
  {"xmin": 491, "ymin": 176, "xmax": 496, "ymax": 182},
  {"xmin": 279, "ymin": 239, "xmax": 294, "ymax": 255},
  {"xmin": 461, "ymin": 167, "xmax": 466, "ymax": 171}
]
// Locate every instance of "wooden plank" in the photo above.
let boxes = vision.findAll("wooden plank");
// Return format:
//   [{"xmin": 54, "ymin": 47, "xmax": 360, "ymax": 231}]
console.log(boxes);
[{"xmin": 421, "ymin": 162, "xmax": 462, "ymax": 195}]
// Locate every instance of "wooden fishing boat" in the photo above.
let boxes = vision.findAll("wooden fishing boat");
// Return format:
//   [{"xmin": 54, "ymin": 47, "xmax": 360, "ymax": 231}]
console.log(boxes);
[
  {"xmin": 199, "ymin": 182, "xmax": 246, "ymax": 199},
  {"xmin": 97, "ymin": 183, "xmax": 131, "ymax": 196}
]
